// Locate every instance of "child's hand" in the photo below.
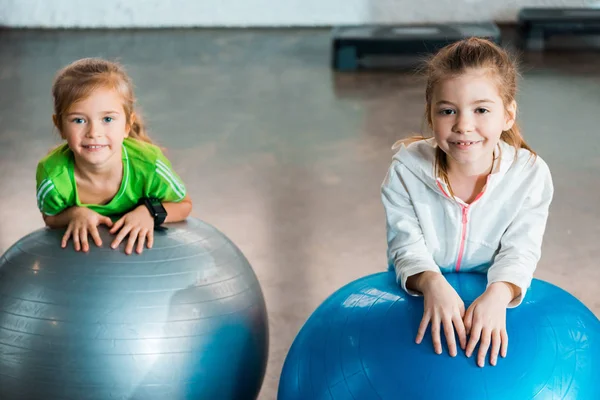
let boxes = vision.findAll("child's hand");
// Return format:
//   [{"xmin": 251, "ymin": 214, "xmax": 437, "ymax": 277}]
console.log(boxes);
[
  {"xmin": 62, "ymin": 207, "xmax": 113, "ymax": 252},
  {"xmin": 416, "ymin": 274, "xmax": 467, "ymax": 357},
  {"xmin": 464, "ymin": 282, "xmax": 514, "ymax": 367},
  {"xmin": 109, "ymin": 205, "xmax": 154, "ymax": 255}
]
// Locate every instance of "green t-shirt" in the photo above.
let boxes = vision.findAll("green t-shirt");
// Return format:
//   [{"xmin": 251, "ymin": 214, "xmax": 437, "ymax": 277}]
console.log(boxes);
[{"xmin": 35, "ymin": 138, "xmax": 187, "ymax": 218}]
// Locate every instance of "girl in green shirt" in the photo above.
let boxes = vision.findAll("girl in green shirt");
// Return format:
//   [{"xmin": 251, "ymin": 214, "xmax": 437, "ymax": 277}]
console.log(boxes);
[{"xmin": 36, "ymin": 58, "xmax": 192, "ymax": 255}]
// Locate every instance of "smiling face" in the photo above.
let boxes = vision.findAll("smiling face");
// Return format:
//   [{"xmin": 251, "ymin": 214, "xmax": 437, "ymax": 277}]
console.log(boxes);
[
  {"xmin": 430, "ymin": 68, "xmax": 516, "ymax": 174},
  {"xmin": 55, "ymin": 86, "xmax": 130, "ymax": 171}
]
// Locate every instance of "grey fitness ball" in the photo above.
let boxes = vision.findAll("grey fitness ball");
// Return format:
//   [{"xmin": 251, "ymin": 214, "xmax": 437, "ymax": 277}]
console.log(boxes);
[{"xmin": 0, "ymin": 218, "xmax": 268, "ymax": 400}]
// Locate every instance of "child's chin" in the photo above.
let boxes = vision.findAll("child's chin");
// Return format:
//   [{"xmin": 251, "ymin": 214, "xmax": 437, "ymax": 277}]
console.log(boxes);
[{"xmin": 448, "ymin": 153, "xmax": 480, "ymax": 165}]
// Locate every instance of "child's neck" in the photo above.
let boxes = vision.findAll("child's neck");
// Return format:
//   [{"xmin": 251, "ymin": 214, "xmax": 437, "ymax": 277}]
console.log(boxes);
[
  {"xmin": 447, "ymin": 155, "xmax": 494, "ymax": 179},
  {"xmin": 446, "ymin": 156, "xmax": 494, "ymax": 204},
  {"xmin": 74, "ymin": 158, "xmax": 122, "ymax": 184}
]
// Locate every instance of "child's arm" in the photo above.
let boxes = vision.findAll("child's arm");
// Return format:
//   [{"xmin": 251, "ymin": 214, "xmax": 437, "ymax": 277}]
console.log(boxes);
[
  {"xmin": 163, "ymin": 194, "xmax": 192, "ymax": 223},
  {"xmin": 36, "ymin": 162, "xmax": 113, "ymax": 251},
  {"xmin": 42, "ymin": 206, "xmax": 83, "ymax": 228},
  {"xmin": 382, "ymin": 160, "xmax": 441, "ymax": 293},
  {"xmin": 406, "ymin": 271, "xmax": 444, "ymax": 293},
  {"xmin": 42, "ymin": 207, "xmax": 75, "ymax": 228},
  {"xmin": 487, "ymin": 281, "xmax": 520, "ymax": 303},
  {"xmin": 464, "ymin": 160, "xmax": 554, "ymax": 368},
  {"xmin": 108, "ymin": 149, "xmax": 191, "ymax": 254},
  {"xmin": 486, "ymin": 160, "xmax": 554, "ymax": 307},
  {"xmin": 382, "ymin": 160, "xmax": 466, "ymax": 357}
]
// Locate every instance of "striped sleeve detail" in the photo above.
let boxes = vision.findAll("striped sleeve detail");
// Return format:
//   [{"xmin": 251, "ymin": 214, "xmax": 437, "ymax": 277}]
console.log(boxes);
[
  {"xmin": 36, "ymin": 178, "xmax": 58, "ymax": 215},
  {"xmin": 155, "ymin": 159, "xmax": 186, "ymax": 201}
]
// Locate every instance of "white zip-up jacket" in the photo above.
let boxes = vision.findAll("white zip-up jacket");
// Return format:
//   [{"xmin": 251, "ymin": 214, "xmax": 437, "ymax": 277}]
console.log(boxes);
[{"xmin": 381, "ymin": 138, "xmax": 554, "ymax": 307}]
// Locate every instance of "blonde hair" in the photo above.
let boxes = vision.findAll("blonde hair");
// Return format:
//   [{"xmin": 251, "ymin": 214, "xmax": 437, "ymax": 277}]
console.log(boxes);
[
  {"xmin": 398, "ymin": 37, "xmax": 535, "ymax": 188},
  {"xmin": 52, "ymin": 58, "xmax": 153, "ymax": 144}
]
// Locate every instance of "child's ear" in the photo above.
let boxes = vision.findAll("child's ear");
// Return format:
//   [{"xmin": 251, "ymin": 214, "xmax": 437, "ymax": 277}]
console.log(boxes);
[{"xmin": 504, "ymin": 100, "xmax": 517, "ymax": 131}]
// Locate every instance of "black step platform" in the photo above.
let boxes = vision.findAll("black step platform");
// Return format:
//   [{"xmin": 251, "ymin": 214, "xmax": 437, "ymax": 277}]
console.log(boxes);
[
  {"xmin": 331, "ymin": 22, "xmax": 501, "ymax": 72},
  {"xmin": 519, "ymin": 8, "xmax": 600, "ymax": 50}
]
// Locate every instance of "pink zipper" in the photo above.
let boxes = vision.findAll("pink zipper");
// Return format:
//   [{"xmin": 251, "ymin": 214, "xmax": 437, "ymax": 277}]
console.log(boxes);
[
  {"xmin": 455, "ymin": 206, "xmax": 469, "ymax": 271},
  {"xmin": 436, "ymin": 180, "xmax": 488, "ymax": 272}
]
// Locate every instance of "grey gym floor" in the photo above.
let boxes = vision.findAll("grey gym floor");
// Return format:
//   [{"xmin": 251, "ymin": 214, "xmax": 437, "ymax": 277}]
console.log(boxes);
[{"xmin": 0, "ymin": 27, "xmax": 599, "ymax": 399}]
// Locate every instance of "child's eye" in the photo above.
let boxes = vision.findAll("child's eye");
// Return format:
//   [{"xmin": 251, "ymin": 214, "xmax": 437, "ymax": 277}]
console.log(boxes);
[
  {"xmin": 103, "ymin": 116, "xmax": 114, "ymax": 123},
  {"xmin": 476, "ymin": 108, "xmax": 489, "ymax": 114},
  {"xmin": 71, "ymin": 118, "xmax": 85, "ymax": 124},
  {"xmin": 439, "ymin": 109, "xmax": 455, "ymax": 115}
]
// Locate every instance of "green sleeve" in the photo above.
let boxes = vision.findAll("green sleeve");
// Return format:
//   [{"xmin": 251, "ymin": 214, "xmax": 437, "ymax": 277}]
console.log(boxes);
[
  {"xmin": 148, "ymin": 150, "xmax": 187, "ymax": 202},
  {"xmin": 36, "ymin": 162, "xmax": 67, "ymax": 216}
]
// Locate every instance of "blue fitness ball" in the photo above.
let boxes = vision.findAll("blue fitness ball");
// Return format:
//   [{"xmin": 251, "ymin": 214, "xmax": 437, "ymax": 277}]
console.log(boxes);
[{"xmin": 279, "ymin": 272, "xmax": 600, "ymax": 399}]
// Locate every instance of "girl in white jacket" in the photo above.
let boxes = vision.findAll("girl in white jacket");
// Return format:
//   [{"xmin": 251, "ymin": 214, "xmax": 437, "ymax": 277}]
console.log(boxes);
[{"xmin": 381, "ymin": 37, "xmax": 554, "ymax": 368}]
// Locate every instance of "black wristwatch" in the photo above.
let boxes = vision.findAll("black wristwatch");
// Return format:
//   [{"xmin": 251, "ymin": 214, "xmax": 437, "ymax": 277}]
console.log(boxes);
[{"xmin": 139, "ymin": 197, "xmax": 167, "ymax": 227}]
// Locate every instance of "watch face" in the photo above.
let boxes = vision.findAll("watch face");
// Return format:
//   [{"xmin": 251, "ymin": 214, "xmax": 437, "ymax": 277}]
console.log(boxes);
[
  {"xmin": 147, "ymin": 198, "xmax": 167, "ymax": 215},
  {"xmin": 143, "ymin": 198, "xmax": 167, "ymax": 225},
  {"xmin": 152, "ymin": 201, "xmax": 167, "ymax": 214}
]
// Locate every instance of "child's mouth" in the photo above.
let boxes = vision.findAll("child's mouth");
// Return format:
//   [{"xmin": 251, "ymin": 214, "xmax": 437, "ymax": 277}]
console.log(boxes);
[
  {"xmin": 82, "ymin": 145, "xmax": 107, "ymax": 151},
  {"xmin": 450, "ymin": 140, "xmax": 482, "ymax": 148}
]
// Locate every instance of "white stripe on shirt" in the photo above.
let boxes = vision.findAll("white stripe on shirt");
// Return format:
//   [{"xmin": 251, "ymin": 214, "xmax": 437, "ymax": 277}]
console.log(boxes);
[
  {"xmin": 156, "ymin": 168, "xmax": 185, "ymax": 200},
  {"xmin": 156, "ymin": 162, "xmax": 185, "ymax": 200},
  {"xmin": 156, "ymin": 159, "xmax": 185, "ymax": 193},
  {"xmin": 36, "ymin": 179, "xmax": 52, "ymax": 205},
  {"xmin": 38, "ymin": 182, "xmax": 56, "ymax": 213}
]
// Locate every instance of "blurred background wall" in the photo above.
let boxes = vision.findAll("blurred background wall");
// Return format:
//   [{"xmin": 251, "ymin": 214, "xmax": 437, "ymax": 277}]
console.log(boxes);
[{"xmin": 1, "ymin": 0, "xmax": 599, "ymax": 28}]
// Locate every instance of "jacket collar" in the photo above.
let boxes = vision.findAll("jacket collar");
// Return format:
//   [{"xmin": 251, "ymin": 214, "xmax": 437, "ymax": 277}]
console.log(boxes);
[{"xmin": 393, "ymin": 138, "xmax": 517, "ymax": 196}]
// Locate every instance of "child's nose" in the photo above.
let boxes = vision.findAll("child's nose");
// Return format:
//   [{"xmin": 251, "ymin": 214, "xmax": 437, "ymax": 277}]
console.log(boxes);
[
  {"xmin": 85, "ymin": 121, "xmax": 102, "ymax": 138},
  {"xmin": 453, "ymin": 113, "xmax": 475, "ymax": 134}
]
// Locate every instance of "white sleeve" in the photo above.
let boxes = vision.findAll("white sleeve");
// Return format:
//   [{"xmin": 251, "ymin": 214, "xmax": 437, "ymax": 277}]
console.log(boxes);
[
  {"xmin": 487, "ymin": 159, "xmax": 554, "ymax": 307},
  {"xmin": 381, "ymin": 161, "xmax": 441, "ymax": 295}
]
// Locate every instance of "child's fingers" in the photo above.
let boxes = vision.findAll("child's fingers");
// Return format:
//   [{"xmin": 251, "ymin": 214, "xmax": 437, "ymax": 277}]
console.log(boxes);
[
  {"xmin": 80, "ymin": 227, "xmax": 90, "ymax": 252},
  {"xmin": 500, "ymin": 329, "xmax": 508, "ymax": 358},
  {"xmin": 147, "ymin": 230, "xmax": 154, "ymax": 249},
  {"xmin": 465, "ymin": 323, "xmax": 481, "ymax": 358},
  {"xmin": 100, "ymin": 216, "xmax": 113, "ymax": 227},
  {"xmin": 109, "ymin": 218, "xmax": 125, "ymax": 234},
  {"xmin": 111, "ymin": 224, "xmax": 132, "ymax": 249},
  {"xmin": 443, "ymin": 316, "xmax": 457, "ymax": 357},
  {"xmin": 453, "ymin": 313, "xmax": 467, "ymax": 351},
  {"xmin": 477, "ymin": 328, "xmax": 491, "ymax": 368},
  {"xmin": 430, "ymin": 314, "xmax": 442, "ymax": 355},
  {"xmin": 90, "ymin": 226, "xmax": 103, "ymax": 247},
  {"xmin": 61, "ymin": 226, "xmax": 73, "ymax": 248},
  {"xmin": 136, "ymin": 230, "xmax": 148, "ymax": 254},
  {"xmin": 125, "ymin": 227, "xmax": 141, "ymax": 255},
  {"xmin": 72, "ymin": 227, "xmax": 81, "ymax": 251},
  {"xmin": 459, "ymin": 302, "xmax": 466, "ymax": 318},
  {"xmin": 415, "ymin": 312, "xmax": 430, "ymax": 345},
  {"xmin": 463, "ymin": 306, "xmax": 474, "ymax": 335},
  {"xmin": 490, "ymin": 330, "xmax": 501, "ymax": 366}
]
